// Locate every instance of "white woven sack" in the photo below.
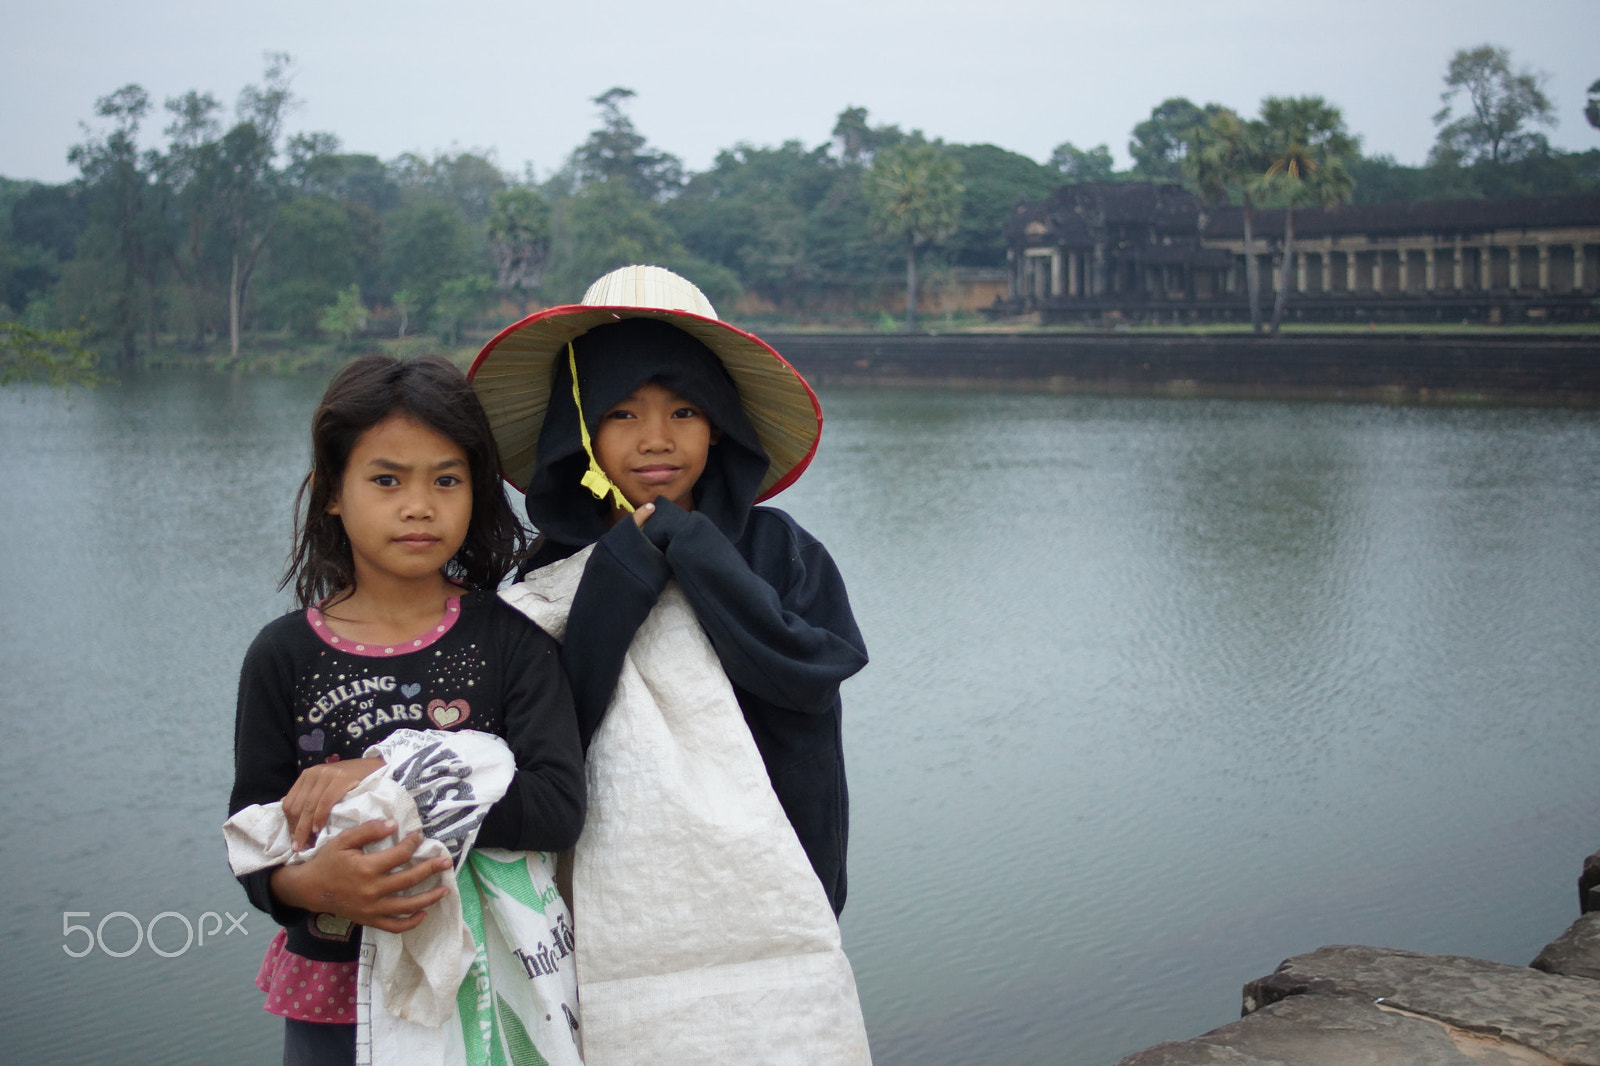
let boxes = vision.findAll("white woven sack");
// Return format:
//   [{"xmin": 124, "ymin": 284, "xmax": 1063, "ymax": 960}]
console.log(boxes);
[
  {"xmin": 223, "ymin": 728, "xmax": 580, "ymax": 1066},
  {"xmin": 503, "ymin": 547, "xmax": 872, "ymax": 1066},
  {"xmin": 360, "ymin": 848, "xmax": 581, "ymax": 1066}
]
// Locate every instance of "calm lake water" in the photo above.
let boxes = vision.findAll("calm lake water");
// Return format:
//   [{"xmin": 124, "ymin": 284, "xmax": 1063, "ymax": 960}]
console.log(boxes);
[{"xmin": 2, "ymin": 370, "xmax": 1598, "ymax": 1065}]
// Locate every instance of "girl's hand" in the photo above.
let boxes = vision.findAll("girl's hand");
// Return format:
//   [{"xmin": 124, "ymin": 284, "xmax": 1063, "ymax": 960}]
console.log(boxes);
[
  {"xmin": 283, "ymin": 757, "xmax": 386, "ymax": 851},
  {"xmin": 269, "ymin": 819, "xmax": 453, "ymax": 934},
  {"xmin": 631, "ymin": 500, "xmax": 656, "ymax": 529}
]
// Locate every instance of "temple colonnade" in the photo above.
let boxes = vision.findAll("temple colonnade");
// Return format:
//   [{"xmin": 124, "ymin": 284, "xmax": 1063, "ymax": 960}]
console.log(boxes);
[
  {"xmin": 1211, "ymin": 229, "xmax": 1599, "ymax": 298},
  {"xmin": 1017, "ymin": 232, "xmax": 1600, "ymax": 302}
]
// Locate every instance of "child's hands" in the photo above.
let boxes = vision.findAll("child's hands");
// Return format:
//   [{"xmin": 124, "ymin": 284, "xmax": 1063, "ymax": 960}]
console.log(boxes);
[
  {"xmin": 269, "ymin": 819, "xmax": 453, "ymax": 934},
  {"xmin": 283, "ymin": 757, "xmax": 386, "ymax": 851},
  {"xmin": 631, "ymin": 500, "xmax": 656, "ymax": 529}
]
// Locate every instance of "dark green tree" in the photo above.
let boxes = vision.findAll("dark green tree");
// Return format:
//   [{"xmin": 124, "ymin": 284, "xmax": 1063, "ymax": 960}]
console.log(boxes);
[
  {"xmin": 945, "ymin": 143, "xmax": 1059, "ymax": 267},
  {"xmin": 382, "ymin": 200, "xmax": 472, "ymax": 323},
  {"xmin": 1346, "ymin": 154, "xmax": 1447, "ymax": 204},
  {"xmin": 214, "ymin": 54, "xmax": 295, "ymax": 364},
  {"xmin": 572, "ymin": 88, "xmax": 684, "ymax": 201},
  {"xmin": 278, "ymin": 136, "xmax": 389, "ymax": 300},
  {"xmin": 258, "ymin": 195, "xmax": 358, "ymax": 334},
  {"xmin": 283, "ymin": 132, "xmax": 341, "ymax": 185},
  {"xmin": 545, "ymin": 180, "xmax": 739, "ymax": 307},
  {"xmin": 1131, "ymin": 98, "xmax": 1224, "ymax": 182},
  {"xmin": 5, "ymin": 182, "xmax": 87, "ymax": 314},
  {"xmin": 152, "ymin": 57, "xmax": 297, "ymax": 363},
  {"xmin": 65, "ymin": 84, "xmax": 157, "ymax": 370},
  {"xmin": 1432, "ymin": 45, "xmax": 1556, "ymax": 165},
  {"xmin": 665, "ymin": 140, "xmax": 838, "ymax": 298},
  {"xmin": 831, "ymin": 105, "xmax": 910, "ymax": 165},
  {"xmin": 391, "ymin": 150, "xmax": 506, "ymax": 224},
  {"xmin": 286, "ymin": 139, "xmax": 401, "ymax": 215},
  {"xmin": 154, "ymin": 88, "xmax": 224, "ymax": 347},
  {"xmin": 807, "ymin": 175, "xmax": 880, "ymax": 288},
  {"xmin": 543, "ymin": 90, "xmax": 737, "ymax": 307},
  {"xmin": 1349, "ymin": 148, "xmax": 1600, "ymax": 203},
  {"xmin": 1048, "ymin": 142, "xmax": 1117, "ymax": 183},
  {"xmin": 832, "ymin": 106, "xmax": 875, "ymax": 165}
]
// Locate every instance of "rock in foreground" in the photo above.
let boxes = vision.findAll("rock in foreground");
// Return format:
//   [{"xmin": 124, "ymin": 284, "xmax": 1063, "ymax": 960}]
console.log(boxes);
[{"xmin": 1117, "ymin": 851, "xmax": 1600, "ymax": 1066}]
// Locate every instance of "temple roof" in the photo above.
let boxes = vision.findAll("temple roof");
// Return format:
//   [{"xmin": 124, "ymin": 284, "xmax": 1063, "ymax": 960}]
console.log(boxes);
[
  {"xmin": 1203, "ymin": 194, "xmax": 1600, "ymax": 240},
  {"xmin": 1009, "ymin": 184, "xmax": 1600, "ymax": 246},
  {"xmin": 1009, "ymin": 182, "xmax": 1204, "ymax": 245}
]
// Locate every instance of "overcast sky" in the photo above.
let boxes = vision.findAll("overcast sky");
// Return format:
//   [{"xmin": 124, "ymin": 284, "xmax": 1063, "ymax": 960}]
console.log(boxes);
[{"xmin": 4, "ymin": 0, "xmax": 1598, "ymax": 185}]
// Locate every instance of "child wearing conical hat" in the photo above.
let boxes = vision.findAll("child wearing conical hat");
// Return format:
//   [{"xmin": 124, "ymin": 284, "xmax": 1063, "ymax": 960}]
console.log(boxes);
[{"xmin": 472, "ymin": 265, "xmax": 871, "ymax": 1064}]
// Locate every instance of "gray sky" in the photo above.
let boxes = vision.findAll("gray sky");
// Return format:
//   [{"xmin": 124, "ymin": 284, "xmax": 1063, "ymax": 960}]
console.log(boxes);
[{"xmin": 4, "ymin": 0, "xmax": 1597, "ymax": 185}]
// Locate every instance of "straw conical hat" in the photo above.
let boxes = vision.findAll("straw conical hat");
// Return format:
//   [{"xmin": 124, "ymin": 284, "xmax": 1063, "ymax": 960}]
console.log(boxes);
[{"xmin": 469, "ymin": 265, "xmax": 821, "ymax": 500}]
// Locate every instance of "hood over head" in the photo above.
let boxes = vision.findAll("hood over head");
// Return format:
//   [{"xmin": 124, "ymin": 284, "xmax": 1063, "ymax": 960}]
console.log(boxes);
[{"xmin": 524, "ymin": 318, "xmax": 769, "ymax": 546}]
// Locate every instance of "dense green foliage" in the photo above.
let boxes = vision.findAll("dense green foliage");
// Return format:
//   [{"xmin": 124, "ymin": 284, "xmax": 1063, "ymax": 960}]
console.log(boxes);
[
  {"xmin": 1347, "ymin": 150, "xmax": 1600, "ymax": 203},
  {"xmin": 1129, "ymin": 98, "xmax": 1229, "ymax": 182},
  {"xmin": 0, "ymin": 321, "xmax": 99, "ymax": 387},
  {"xmin": 3, "ymin": 45, "xmax": 1597, "ymax": 365}
]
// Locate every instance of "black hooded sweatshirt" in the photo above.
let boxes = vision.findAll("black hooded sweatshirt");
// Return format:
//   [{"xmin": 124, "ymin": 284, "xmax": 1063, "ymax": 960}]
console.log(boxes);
[{"xmin": 520, "ymin": 320, "xmax": 867, "ymax": 914}]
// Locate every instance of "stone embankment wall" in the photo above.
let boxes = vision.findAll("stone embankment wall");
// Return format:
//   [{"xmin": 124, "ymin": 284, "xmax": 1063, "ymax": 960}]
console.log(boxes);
[
  {"xmin": 763, "ymin": 332, "xmax": 1600, "ymax": 405},
  {"xmin": 1115, "ymin": 850, "xmax": 1600, "ymax": 1065}
]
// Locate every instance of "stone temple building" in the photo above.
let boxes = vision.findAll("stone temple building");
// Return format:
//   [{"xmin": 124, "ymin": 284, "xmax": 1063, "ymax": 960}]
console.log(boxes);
[{"xmin": 1000, "ymin": 183, "xmax": 1600, "ymax": 324}]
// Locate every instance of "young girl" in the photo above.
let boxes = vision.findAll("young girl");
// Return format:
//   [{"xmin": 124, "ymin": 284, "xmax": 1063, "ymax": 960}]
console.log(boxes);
[
  {"xmin": 469, "ymin": 266, "xmax": 871, "ymax": 1064},
  {"xmin": 228, "ymin": 355, "xmax": 585, "ymax": 1065}
]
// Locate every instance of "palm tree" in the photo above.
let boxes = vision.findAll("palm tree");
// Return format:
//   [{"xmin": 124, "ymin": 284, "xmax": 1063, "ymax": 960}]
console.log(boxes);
[
  {"xmin": 863, "ymin": 144, "xmax": 963, "ymax": 331},
  {"xmin": 1186, "ymin": 109, "xmax": 1266, "ymax": 332},
  {"xmin": 1256, "ymin": 96, "xmax": 1356, "ymax": 334}
]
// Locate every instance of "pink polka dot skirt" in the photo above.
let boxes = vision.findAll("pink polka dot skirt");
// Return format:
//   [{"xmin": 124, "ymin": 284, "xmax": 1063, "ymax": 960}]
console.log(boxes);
[{"xmin": 256, "ymin": 928, "xmax": 358, "ymax": 1023}]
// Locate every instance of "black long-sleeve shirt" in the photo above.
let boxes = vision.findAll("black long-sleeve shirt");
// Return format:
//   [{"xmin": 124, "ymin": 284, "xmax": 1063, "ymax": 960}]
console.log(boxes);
[{"xmin": 228, "ymin": 591, "xmax": 585, "ymax": 961}]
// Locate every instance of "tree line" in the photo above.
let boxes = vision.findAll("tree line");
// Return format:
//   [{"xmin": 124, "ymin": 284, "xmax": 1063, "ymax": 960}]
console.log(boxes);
[{"xmin": 2, "ymin": 45, "xmax": 1597, "ymax": 370}]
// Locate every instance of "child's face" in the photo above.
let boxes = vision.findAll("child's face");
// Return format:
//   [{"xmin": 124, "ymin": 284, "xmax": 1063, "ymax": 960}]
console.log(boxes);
[
  {"xmin": 327, "ymin": 413, "xmax": 473, "ymax": 589},
  {"xmin": 594, "ymin": 381, "xmax": 719, "ymax": 513}
]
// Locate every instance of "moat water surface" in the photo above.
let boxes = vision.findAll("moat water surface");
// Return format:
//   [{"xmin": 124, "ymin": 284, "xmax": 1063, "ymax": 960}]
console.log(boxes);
[{"xmin": 2, "ymin": 372, "xmax": 1597, "ymax": 1065}]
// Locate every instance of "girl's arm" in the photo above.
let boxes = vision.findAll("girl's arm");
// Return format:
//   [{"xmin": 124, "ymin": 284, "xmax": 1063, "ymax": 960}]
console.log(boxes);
[
  {"xmin": 230, "ymin": 625, "xmax": 449, "ymax": 928},
  {"xmin": 230, "ymin": 625, "xmax": 314, "ymax": 927},
  {"xmin": 473, "ymin": 606, "xmax": 587, "ymax": 851},
  {"xmin": 268, "ymin": 822, "xmax": 451, "ymax": 933}
]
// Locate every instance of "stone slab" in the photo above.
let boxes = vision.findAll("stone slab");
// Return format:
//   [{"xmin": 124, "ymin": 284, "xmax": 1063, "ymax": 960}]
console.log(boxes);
[
  {"xmin": 1532, "ymin": 914, "xmax": 1600, "ymax": 981},
  {"xmin": 1116, "ymin": 993, "xmax": 1559, "ymax": 1066},
  {"xmin": 1244, "ymin": 945, "xmax": 1600, "ymax": 1065}
]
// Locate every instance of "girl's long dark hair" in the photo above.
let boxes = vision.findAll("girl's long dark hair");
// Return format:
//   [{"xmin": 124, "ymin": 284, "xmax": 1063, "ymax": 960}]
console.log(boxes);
[{"xmin": 281, "ymin": 354, "xmax": 531, "ymax": 609}]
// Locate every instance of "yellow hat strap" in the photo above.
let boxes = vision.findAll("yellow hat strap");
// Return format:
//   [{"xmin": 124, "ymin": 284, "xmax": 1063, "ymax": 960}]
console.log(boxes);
[{"xmin": 569, "ymin": 342, "xmax": 635, "ymax": 514}]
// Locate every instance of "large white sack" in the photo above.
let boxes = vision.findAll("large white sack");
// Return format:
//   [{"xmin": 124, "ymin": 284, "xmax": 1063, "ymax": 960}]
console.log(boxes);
[{"xmin": 503, "ymin": 547, "xmax": 872, "ymax": 1066}]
